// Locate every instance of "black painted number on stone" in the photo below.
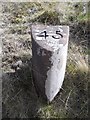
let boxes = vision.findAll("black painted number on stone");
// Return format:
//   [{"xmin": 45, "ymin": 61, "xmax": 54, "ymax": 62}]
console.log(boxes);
[
  {"xmin": 52, "ymin": 31, "xmax": 63, "ymax": 39},
  {"xmin": 37, "ymin": 30, "xmax": 63, "ymax": 39},
  {"xmin": 37, "ymin": 31, "xmax": 49, "ymax": 39}
]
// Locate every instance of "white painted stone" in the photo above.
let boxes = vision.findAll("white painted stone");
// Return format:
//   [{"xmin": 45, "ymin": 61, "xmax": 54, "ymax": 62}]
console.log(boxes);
[
  {"xmin": 31, "ymin": 25, "xmax": 69, "ymax": 102},
  {"xmin": 45, "ymin": 43, "xmax": 68, "ymax": 102},
  {"xmin": 44, "ymin": 26, "xmax": 69, "ymax": 102}
]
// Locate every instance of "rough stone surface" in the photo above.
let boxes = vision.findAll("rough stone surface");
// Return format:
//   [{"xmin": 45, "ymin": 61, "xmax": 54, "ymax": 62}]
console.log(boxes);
[{"xmin": 31, "ymin": 25, "xmax": 69, "ymax": 102}]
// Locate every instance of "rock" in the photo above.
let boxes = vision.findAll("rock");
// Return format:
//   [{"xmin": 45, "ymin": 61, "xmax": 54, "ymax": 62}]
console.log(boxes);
[
  {"xmin": 31, "ymin": 25, "xmax": 69, "ymax": 102},
  {"xmin": 11, "ymin": 63, "xmax": 17, "ymax": 71},
  {"xmin": 17, "ymin": 60, "xmax": 23, "ymax": 67},
  {"xmin": 11, "ymin": 60, "xmax": 23, "ymax": 71}
]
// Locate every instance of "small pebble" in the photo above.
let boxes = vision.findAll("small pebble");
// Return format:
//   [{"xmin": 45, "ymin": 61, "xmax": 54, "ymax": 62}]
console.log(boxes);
[{"xmin": 11, "ymin": 60, "xmax": 22, "ymax": 71}]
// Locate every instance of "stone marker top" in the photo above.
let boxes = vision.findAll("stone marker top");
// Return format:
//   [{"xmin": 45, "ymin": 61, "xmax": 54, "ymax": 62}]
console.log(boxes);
[{"xmin": 31, "ymin": 25, "xmax": 69, "ymax": 52}]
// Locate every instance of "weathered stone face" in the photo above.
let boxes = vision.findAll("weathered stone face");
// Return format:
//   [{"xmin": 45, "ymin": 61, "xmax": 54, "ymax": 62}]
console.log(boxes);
[
  {"xmin": 31, "ymin": 25, "xmax": 69, "ymax": 51},
  {"xmin": 31, "ymin": 25, "xmax": 69, "ymax": 102}
]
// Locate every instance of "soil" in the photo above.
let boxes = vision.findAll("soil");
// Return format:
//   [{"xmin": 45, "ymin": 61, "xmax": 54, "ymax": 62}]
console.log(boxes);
[{"xmin": 1, "ymin": 2, "xmax": 89, "ymax": 119}]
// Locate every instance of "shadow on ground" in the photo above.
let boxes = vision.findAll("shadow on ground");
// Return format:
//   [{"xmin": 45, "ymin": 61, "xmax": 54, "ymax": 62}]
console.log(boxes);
[
  {"xmin": 2, "ymin": 56, "xmax": 89, "ymax": 118},
  {"xmin": 2, "ymin": 57, "xmax": 46, "ymax": 118}
]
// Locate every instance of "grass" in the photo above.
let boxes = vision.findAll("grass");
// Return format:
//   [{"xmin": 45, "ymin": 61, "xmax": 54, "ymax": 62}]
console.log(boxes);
[
  {"xmin": 35, "ymin": 67, "xmax": 89, "ymax": 118},
  {"xmin": 2, "ymin": 2, "xmax": 89, "ymax": 119}
]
